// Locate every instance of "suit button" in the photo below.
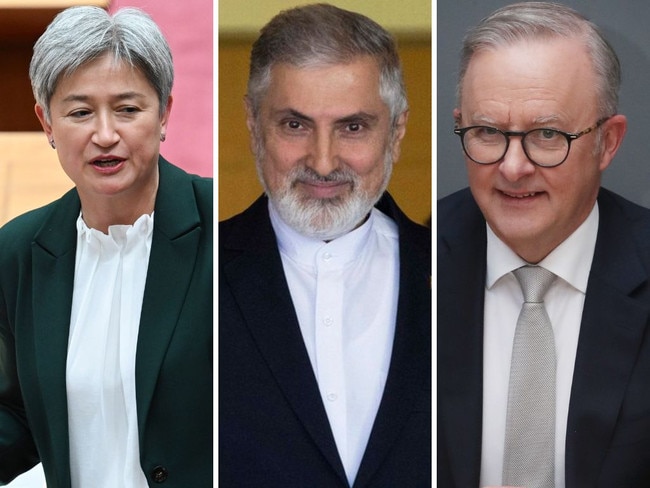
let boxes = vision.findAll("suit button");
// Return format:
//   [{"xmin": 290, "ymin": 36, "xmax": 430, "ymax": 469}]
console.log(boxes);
[{"xmin": 151, "ymin": 465, "xmax": 168, "ymax": 483}]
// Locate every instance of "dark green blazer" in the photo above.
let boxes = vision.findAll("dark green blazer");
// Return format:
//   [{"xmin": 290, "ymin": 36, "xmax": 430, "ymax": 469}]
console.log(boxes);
[{"xmin": 0, "ymin": 157, "xmax": 213, "ymax": 487}]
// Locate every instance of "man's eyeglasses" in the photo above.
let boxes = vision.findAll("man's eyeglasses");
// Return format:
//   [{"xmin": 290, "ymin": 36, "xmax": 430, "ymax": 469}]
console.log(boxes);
[{"xmin": 453, "ymin": 117, "xmax": 611, "ymax": 168}]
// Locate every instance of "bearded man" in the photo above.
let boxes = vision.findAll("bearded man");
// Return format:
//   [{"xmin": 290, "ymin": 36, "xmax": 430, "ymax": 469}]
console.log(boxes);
[{"xmin": 218, "ymin": 4, "xmax": 431, "ymax": 487}]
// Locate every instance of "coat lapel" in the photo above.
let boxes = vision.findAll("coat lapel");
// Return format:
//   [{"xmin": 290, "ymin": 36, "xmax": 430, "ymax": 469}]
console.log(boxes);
[
  {"xmin": 438, "ymin": 189, "xmax": 650, "ymax": 487},
  {"xmin": 565, "ymin": 191, "xmax": 650, "ymax": 486},
  {"xmin": 26, "ymin": 159, "xmax": 207, "ymax": 485},
  {"xmin": 31, "ymin": 189, "xmax": 81, "ymax": 487},
  {"xmin": 220, "ymin": 196, "xmax": 348, "ymax": 484},
  {"xmin": 135, "ymin": 159, "xmax": 205, "ymax": 434},
  {"xmin": 222, "ymin": 194, "xmax": 431, "ymax": 486},
  {"xmin": 353, "ymin": 194, "xmax": 432, "ymax": 487},
  {"xmin": 437, "ymin": 191, "xmax": 486, "ymax": 487}
]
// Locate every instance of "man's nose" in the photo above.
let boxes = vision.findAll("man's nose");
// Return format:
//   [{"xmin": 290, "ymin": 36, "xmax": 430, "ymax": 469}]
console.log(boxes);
[
  {"xmin": 498, "ymin": 137, "xmax": 536, "ymax": 181},
  {"xmin": 305, "ymin": 131, "xmax": 339, "ymax": 176}
]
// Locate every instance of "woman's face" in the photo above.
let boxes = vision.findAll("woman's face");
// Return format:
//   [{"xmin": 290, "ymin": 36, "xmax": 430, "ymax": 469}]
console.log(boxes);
[{"xmin": 36, "ymin": 54, "xmax": 172, "ymax": 210}]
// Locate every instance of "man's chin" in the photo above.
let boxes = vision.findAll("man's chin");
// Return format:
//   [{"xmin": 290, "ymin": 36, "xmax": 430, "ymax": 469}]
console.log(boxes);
[
  {"xmin": 270, "ymin": 186, "xmax": 381, "ymax": 240},
  {"xmin": 294, "ymin": 193, "xmax": 346, "ymax": 208},
  {"xmin": 295, "ymin": 213, "xmax": 356, "ymax": 240}
]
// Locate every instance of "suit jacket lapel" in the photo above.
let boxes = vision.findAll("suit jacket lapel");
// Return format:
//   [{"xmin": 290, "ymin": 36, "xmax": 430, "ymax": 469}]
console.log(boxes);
[
  {"xmin": 221, "ymin": 196, "xmax": 348, "ymax": 484},
  {"xmin": 26, "ymin": 159, "xmax": 207, "ymax": 485},
  {"xmin": 565, "ymin": 191, "xmax": 650, "ymax": 486},
  {"xmin": 354, "ymin": 194, "xmax": 431, "ymax": 487},
  {"xmin": 437, "ymin": 192, "xmax": 486, "ymax": 487},
  {"xmin": 31, "ymin": 189, "xmax": 81, "ymax": 487},
  {"xmin": 437, "ymin": 189, "xmax": 650, "ymax": 487},
  {"xmin": 135, "ymin": 159, "xmax": 204, "ymax": 436}
]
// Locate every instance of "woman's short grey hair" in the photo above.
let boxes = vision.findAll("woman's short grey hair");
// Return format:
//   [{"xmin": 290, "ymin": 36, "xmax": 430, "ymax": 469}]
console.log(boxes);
[
  {"xmin": 30, "ymin": 6, "xmax": 174, "ymax": 122},
  {"xmin": 247, "ymin": 3, "xmax": 408, "ymax": 126},
  {"xmin": 457, "ymin": 1, "xmax": 621, "ymax": 118}
]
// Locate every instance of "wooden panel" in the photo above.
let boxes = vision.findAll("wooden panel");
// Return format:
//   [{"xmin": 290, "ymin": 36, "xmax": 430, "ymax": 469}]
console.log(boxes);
[
  {"xmin": 0, "ymin": 45, "xmax": 41, "ymax": 131},
  {"xmin": 218, "ymin": 36, "xmax": 432, "ymax": 225},
  {"xmin": 0, "ymin": 132, "xmax": 73, "ymax": 226},
  {"xmin": 0, "ymin": 1, "xmax": 110, "ymax": 131},
  {"xmin": 0, "ymin": 1, "xmax": 109, "ymax": 41}
]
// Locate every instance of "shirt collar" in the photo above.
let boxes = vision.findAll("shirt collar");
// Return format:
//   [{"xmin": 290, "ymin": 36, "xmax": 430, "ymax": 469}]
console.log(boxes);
[
  {"xmin": 486, "ymin": 202, "xmax": 599, "ymax": 293},
  {"xmin": 268, "ymin": 200, "xmax": 374, "ymax": 269},
  {"xmin": 76, "ymin": 212, "xmax": 155, "ymax": 245}
]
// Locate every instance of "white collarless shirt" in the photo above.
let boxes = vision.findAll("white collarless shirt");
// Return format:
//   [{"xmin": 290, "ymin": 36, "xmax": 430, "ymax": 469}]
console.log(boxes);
[
  {"xmin": 66, "ymin": 213, "xmax": 153, "ymax": 488},
  {"xmin": 269, "ymin": 203, "xmax": 400, "ymax": 486},
  {"xmin": 480, "ymin": 204, "xmax": 598, "ymax": 488}
]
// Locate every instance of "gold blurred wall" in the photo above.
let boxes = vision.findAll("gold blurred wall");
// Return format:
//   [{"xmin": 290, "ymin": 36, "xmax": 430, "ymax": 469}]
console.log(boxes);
[{"xmin": 218, "ymin": 0, "xmax": 432, "ymax": 225}]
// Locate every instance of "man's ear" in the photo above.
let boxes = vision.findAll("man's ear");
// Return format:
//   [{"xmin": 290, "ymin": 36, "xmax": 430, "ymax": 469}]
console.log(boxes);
[
  {"xmin": 598, "ymin": 114, "xmax": 627, "ymax": 172},
  {"xmin": 390, "ymin": 110, "xmax": 409, "ymax": 163},
  {"xmin": 244, "ymin": 96, "xmax": 259, "ymax": 156},
  {"xmin": 453, "ymin": 108, "xmax": 462, "ymax": 128}
]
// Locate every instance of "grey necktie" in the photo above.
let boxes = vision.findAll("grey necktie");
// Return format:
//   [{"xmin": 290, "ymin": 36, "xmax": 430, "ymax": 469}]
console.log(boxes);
[{"xmin": 502, "ymin": 265, "xmax": 557, "ymax": 488}]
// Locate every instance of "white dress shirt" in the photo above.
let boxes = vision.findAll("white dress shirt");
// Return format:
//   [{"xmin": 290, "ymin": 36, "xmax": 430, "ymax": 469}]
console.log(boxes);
[
  {"xmin": 66, "ymin": 213, "xmax": 153, "ymax": 488},
  {"xmin": 480, "ymin": 204, "xmax": 599, "ymax": 488},
  {"xmin": 269, "ymin": 202, "xmax": 399, "ymax": 486}
]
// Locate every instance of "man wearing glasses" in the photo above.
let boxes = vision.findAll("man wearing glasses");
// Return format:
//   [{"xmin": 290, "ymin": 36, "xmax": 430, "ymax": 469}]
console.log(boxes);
[{"xmin": 438, "ymin": 2, "xmax": 650, "ymax": 487}]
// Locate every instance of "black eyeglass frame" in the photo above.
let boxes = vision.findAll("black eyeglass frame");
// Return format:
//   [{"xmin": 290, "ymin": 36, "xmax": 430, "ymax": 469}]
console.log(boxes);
[{"xmin": 453, "ymin": 116, "xmax": 612, "ymax": 168}]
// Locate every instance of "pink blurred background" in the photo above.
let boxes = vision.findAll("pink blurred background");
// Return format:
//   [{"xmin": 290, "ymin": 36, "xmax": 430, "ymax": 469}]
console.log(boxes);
[{"xmin": 109, "ymin": 0, "xmax": 213, "ymax": 177}]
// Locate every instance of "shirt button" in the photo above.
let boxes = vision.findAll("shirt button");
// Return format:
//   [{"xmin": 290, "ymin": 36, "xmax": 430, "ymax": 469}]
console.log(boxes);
[
  {"xmin": 323, "ymin": 316, "xmax": 333, "ymax": 327},
  {"xmin": 327, "ymin": 393, "xmax": 338, "ymax": 402},
  {"xmin": 151, "ymin": 465, "xmax": 168, "ymax": 483},
  {"xmin": 323, "ymin": 252, "xmax": 332, "ymax": 261}
]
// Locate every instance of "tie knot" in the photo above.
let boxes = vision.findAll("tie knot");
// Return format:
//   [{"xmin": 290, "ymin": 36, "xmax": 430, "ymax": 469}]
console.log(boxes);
[{"xmin": 513, "ymin": 265, "xmax": 556, "ymax": 303}]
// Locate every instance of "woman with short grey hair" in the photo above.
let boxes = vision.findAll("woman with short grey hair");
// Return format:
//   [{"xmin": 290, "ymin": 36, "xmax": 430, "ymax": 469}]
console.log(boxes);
[
  {"xmin": 0, "ymin": 6, "xmax": 213, "ymax": 487},
  {"xmin": 30, "ymin": 6, "xmax": 174, "ymax": 123}
]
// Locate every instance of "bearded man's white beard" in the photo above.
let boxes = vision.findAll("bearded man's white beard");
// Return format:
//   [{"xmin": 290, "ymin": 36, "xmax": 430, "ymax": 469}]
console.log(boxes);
[{"xmin": 258, "ymin": 159, "xmax": 393, "ymax": 241}]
